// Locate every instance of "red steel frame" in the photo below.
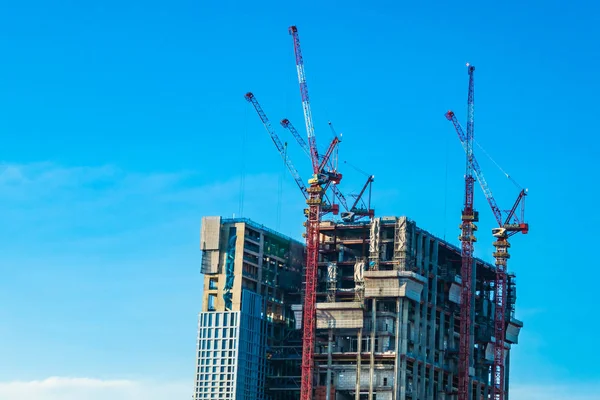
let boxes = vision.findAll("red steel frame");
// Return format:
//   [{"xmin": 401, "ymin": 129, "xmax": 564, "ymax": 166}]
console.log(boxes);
[
  {"xmin": 302, "ymin": 185, "xmax": 321, "ymax": 400},
  {"xmin": 288, "ymin": 25, "xmax": 323, "ymax": 400}
]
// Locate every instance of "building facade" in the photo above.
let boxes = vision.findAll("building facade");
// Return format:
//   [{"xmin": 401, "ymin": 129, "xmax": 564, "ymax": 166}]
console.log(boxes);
[
  {"xmin": 304, "ymin": 216, "xmax": 523, "ymax": 400},
  {"xmin": 195, "ymin": 217, "xmax": 304, "ymax": 400}
]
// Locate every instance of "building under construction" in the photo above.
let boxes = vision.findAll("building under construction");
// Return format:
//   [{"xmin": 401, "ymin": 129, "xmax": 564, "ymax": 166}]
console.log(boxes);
[{"xmin": 194, "ymin": 215, "xmax": 523, "ymax": 399}]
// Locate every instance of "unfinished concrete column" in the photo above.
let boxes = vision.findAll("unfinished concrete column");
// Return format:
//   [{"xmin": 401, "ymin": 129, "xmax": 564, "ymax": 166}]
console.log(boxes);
[
  {"xmin": 438, "ymin": 308, "xmax": 446, "ymax": 397},
  {"xmin": 369, "ymin": 298, "xmax": 377, "ymax": 400},
  {"xmin": 369, "ymin": 218, "xmax": 381, "ymax": 271},
  {"xmin": 412, "ymin": 301, "xmax": 420, "ymax": 398},
  {"xmin": 393, "ymin": 298, "xmax": 401, "ymax": 400},
  {"xmin": 326, "ymin": 329, "xmax": 333, "ymax": 400},
  {"xmin": 483, "ymin": 379, "xmax": 490, "ymax": 399},
  {"xmin": 356, "ymin": 328, "xmax": 362, "ymax": 400},
  {"xmin": 449, "ymin": 310, "xmax": 456, "ymax": 394},
  {"xmin": 428, "ymin": 238, "xmax": 438, "ymax": 399},
  {"xmin": 417, "ymin": 233, "xmax": 427, "ymax": 398}
]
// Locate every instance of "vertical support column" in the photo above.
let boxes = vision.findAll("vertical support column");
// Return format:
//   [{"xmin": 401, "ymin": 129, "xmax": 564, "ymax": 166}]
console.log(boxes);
[
  {"xmin": 393, "ymin": 298, "xmax": 401, "ymax": 400},
  {"xmin": 399, "ymin": 299, "xmax": 409, "ymax": 400},
  {"xmin": 426, "ymin": 237, "xmax": 436, "ymax": 400},
  {"xmin": 356, "ymin": 328, "xmax": 362, "ymax": 400},
  {"xmin": 505, "ymin": 350, "xmax": 511, "ymax": 400},
  {"xmin": 369, "ymin": 218, "xmax": 381, "ymax": 271},
  {"xmin": 448, "ymin": 311, "xmax": 456, "ymax": 394},
  {"xmin": 369, "ymin": 298, "xmax": 377, "ymax": 400},
  {"xmin": 326, "ymin": 329, "xmax": 333, "ymax": 400},
  {"xmin": 418, "ymin": 234, "xmax": 427, "ymax": 398},
  {"xmin": 412, "ymin": 295, "xmax": 421, "ymax": 398},
  {"xmin": 438, "ymin": 310, "xmax": 446, "ymax": 397}
]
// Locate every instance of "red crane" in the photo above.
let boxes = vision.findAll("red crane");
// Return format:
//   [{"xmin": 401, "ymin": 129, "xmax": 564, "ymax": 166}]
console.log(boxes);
[
  {"xmin": 288, "ymin": 25, "xmax": 341, "ymax": 400},
  {"xmin": 446, "ymin": 67, "xmax": 528, "ymax": 400},
  {"xmin": 450, "ymin": 63, "xmax": 477, "ymax": 400}
]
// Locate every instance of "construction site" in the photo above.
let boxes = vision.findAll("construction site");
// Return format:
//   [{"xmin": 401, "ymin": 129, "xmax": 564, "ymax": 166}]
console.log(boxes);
[{"xmin": 195, "ymin": 25, "xmax": 529, "ymax": 400}]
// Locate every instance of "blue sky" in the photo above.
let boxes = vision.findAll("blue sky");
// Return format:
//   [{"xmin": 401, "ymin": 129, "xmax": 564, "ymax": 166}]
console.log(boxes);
[{"xmin": 0, "ymin": 1, "xmax": 598, "ymax": 399}]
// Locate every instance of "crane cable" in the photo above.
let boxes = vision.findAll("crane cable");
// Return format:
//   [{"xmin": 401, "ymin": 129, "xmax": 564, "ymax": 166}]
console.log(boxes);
[
  {"xmin": 443, "ymin": 131, "xmax": 449, "ymax": 241},
  {"xmin": 474, "ymin": 138, "xmax": 522, "ymax": 190},
  {"xmin": 343, "ymin": 160, "xmax": 370, "ymax": 177},
  {"xmin": 239, "ymin": 104, "xmax": 247, "ymax": 217},
  {"xmin": 343, "ymin": 160, "xmax": 372, "ymax": 207}
]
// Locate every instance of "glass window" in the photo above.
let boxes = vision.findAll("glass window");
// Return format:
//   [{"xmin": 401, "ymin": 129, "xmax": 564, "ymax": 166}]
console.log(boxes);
[{"xmin": 208, "ymin": 295, "xmax": 216, "ymax": 312}]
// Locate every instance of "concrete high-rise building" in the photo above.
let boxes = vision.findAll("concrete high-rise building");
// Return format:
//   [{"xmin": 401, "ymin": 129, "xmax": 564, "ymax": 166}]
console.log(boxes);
[
  {"xmin": 194, "ymin": 215, "xmax": 523, "ymax": 399},
  {"xmin": 308, "ymin": 216, "xmax": 523, "ymax": 399},
  {"xmin": 194, "ymin": 217, "xmax": 304, "ymax": 400}
]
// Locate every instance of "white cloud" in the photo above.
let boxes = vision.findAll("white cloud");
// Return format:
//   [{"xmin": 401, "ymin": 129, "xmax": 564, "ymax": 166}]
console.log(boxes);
[
  {"xmin": 511, "ymin": 383, "xmax": 600, "ymax": 400},
  {"xmin": 0, "ymin": 377, "xmax": 190, "ymax": 400}
]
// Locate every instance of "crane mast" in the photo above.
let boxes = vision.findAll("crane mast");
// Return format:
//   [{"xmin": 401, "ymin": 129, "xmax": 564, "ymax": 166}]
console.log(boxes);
[
  {"xmin": 251, "ymin": 25, "xmax": 375, "ymax": 400},
  {"xmin": 446, "ymin": 67, "xmax": 529, "ymax": 400},
  {"xmin": 491, "ymin": 195, "xmax": 527, "ymax": 400},
  {"xmin": 288, "ymin": 25, "xmax": 334, "ymax": 400},
  {"xmin": 458, "ymin": 64, "xmax": 476, "ymax": 400}
]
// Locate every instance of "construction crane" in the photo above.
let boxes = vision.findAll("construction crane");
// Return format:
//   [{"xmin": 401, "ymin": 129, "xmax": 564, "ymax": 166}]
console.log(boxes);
[
  {"xmin": 448, "ymin": 63, "xmax": 478, "ymax": 400},
  {"xmin": 447, "ymin": 109, "xmax": 528, "ymax": 400},
  {"xmin": 446, "ymin": 67, "xmax": 529, "ymax": 400},
  {"xmin": 281, "ymin": 118, "xmax": 374, "ymax": 222},
  {"xmin": 288, "ymin": 25, "xmax": 344, "ymax": 400}
]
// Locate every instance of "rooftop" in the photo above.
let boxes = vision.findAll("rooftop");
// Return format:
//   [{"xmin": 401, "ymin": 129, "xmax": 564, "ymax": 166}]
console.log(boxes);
[{"xmin": 222, "ymin": 217, "xmax": 305, "ymax": 246}]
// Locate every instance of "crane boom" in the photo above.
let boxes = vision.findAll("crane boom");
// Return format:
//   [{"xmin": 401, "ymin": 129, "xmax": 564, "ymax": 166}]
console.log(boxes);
[
  {"xmin": 318, "ymin": 136, "xmax": 340, "ymax": 175},
  {"xmin": 289, "ymin": 25, "xmax": 319, "ymax": 174},
  {"xmin": 350, "ymin": 175, "xmax": 374, "ymax": 212},
  {"xmin": 446, "ymin": 110, "xmax": 503, "ymax": 226},
  {"xmin": 281, "ymin": 118, "xmax": 311, "ymax": 159},
  {"xmin": 245, "ymin": 92, "xmax": 308, "ymax": 199},
  {"xmin": 329, "ymin": 184, "xmax": 349, "ymax": 211},
  {"xmin": 446, "ymin": 111, "xmax": 529, "ymax": 230}
]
